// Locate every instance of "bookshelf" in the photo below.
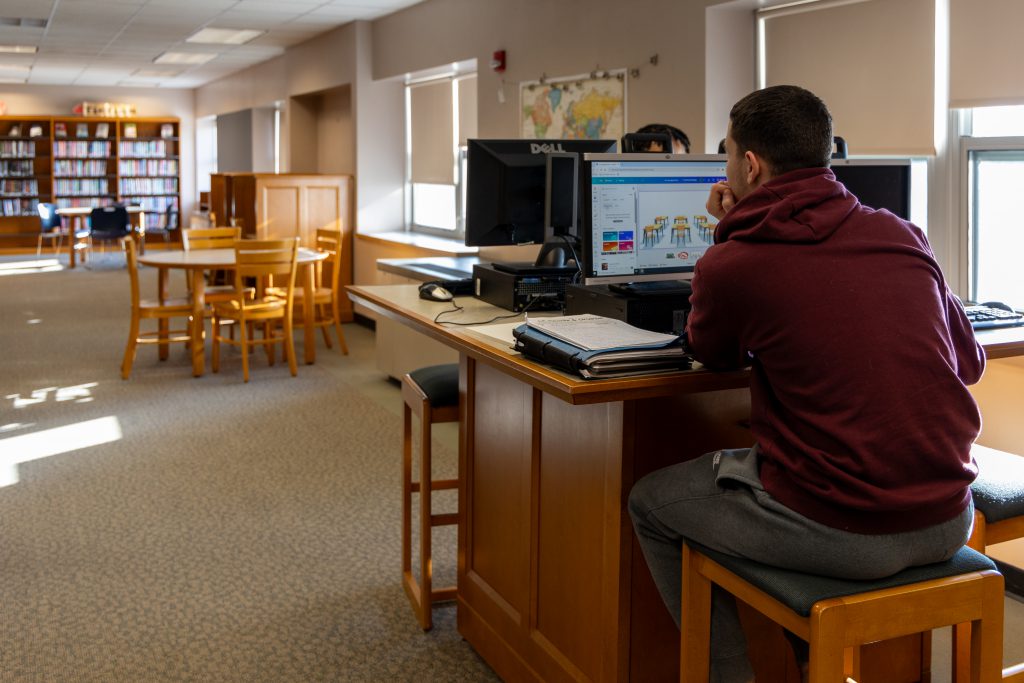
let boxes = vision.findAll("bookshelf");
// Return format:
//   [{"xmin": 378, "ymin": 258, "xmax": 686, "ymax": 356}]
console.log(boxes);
[{"xmin": 0, "ymin": 115, "xmax": 181, "ymax": 248}]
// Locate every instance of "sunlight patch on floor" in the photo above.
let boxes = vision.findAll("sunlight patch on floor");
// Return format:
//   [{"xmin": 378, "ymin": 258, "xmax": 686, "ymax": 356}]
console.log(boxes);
[
  {"xmin": 0, "ymin": 415, "xmax": 123, "ymax": 487},
  {"xmin": 0, "ymin": 259, "xmax": 63, "ymax": 276}
]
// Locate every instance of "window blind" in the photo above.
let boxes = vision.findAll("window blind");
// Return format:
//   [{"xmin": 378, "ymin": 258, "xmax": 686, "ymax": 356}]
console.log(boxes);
[
  {"xmin": 410, "ymin": 79, "xmax": 454, "ymax": 185},
  {"xmin": 950, "ymin": 0, "xmax": 1024, "ymax": 108},
  {"xmin": 761, "ymin": 0, "xmax": 935, "ymax": 155},
  {"xmin": 457, "ymin": 75, "xmax": 478, "ymax": 146}
]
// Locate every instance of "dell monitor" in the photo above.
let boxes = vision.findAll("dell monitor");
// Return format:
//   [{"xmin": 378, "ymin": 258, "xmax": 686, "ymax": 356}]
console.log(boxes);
[
  {"xmin": 582, "ymin": 153, "xmax": 728, "ymax": 286},
  {"xmin": 465, "ymin": 138, "xmax": 617, "ymax": 268},
  {"xmin": 830, "ymin": 158, "xmax": 912, "ymax": 220}
]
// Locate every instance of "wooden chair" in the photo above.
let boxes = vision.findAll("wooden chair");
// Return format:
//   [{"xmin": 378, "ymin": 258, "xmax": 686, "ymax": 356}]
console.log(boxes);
[
  {"xmin": 671, "ymin": 216, "xmax": 690, "ymax": 245},
  {"xmin": 120, "ymin": 236, "xmax": 192, "ymax": 379},
  {"xmin": 965, "ymin": 445, "xmax": 1024, "ymax": 682},
  {"xmin": 285, "ymin": 228, "xmax": 348, "ymax": 355},
  {"xmin": 211, "ymin": 238, "xmax": 299, "ymax": 382},
  {"xmin": 182, "ymin": 226, "xmax": 242, "ymax": 305},
  {"xmin": 402, "ymin": 363, "xmax": 460, "ymax": 630},
  {"xmin": 680, "ymin": 543, "xmax": 1004, "ymax": 683}
]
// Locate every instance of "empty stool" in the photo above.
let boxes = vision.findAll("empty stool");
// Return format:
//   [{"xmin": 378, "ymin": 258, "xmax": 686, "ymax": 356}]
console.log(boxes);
[
  {"xmin": 680, "ymin": 543, "xmax": 1004, "ymax": 683},
  {"xmin": 967, "ymin": 444, "xmax": 1024, "ymax": 682},
  {"xmin": 402, "ymin": 363, "xmax": 460, "ymax": 630}
]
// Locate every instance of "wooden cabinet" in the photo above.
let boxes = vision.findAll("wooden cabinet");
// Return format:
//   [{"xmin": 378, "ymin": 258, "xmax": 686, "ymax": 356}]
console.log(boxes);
[
  {"xmin": 209, "ymin": 172, "xmax": 355, "ymax": 321},
  {"xmin": 0, "ymin": 115, "xmax": 180, "ymax": 249}
]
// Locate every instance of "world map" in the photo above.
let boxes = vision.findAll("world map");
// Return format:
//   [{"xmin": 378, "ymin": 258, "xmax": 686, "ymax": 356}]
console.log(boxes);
[{"xmin": 520, "ymin": 74, "xmax": 625, "ymax": 141}]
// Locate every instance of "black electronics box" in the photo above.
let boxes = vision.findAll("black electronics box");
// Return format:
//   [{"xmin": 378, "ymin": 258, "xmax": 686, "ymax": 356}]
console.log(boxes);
[
  {"xmin": 564, "ymin": 283, "xmax": 692, "ymax": 334},
  {"xmin": 473, "ymin": 262, "xmax": 577, "ymax": 312}
]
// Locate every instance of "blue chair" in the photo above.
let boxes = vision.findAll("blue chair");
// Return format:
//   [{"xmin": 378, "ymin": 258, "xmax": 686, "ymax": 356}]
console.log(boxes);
[{"xmin": 88, "ymin": 205, "xmax": 131, "ymax": 261}]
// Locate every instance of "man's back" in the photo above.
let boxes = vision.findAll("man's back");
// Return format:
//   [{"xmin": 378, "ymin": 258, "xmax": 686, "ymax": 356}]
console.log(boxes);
[{"xmin": 686, "ymin": 167, "xmax": 984, "ymax": 533}]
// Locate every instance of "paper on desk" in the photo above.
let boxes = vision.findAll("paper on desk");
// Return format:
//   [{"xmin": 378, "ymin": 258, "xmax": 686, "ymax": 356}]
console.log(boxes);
[
  {"xmin": 466, "ymin": 321, "xmax": 523, "ymax": 347},
  {"xmin": 525, "ymin": 314, "xmax": 679, "ymax": 351}
]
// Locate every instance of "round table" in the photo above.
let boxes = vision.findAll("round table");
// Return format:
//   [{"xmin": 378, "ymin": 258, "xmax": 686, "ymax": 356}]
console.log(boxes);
[
  {"xmin": 55, "ymin": 205, "xmax": 145, "ymax": 269},
  {"xmin": 139, "ymin": 247, "xmax": 328, "ymax": 377}
]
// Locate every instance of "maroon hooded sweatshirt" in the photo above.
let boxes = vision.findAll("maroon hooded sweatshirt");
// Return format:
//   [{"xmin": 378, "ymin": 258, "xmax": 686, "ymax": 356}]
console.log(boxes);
[{"xmin": 686, "ymin": 167, "xmax": 985, "ymax": 534}]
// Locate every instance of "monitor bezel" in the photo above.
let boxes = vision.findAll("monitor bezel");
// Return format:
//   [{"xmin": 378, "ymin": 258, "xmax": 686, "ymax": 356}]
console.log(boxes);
[
  {"xmin": 829, "ymin": 157, "xmax": 913, "ymax": 221},
  {"xmin": 581, "ymin": 153, "xmax": 728, "ymax": 286}
]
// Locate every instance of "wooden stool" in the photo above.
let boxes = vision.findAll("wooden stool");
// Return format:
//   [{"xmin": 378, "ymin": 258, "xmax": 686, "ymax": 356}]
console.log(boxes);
[
  {"xmin": 967, "ymin": 445, "xmax": 1024, "ymax": 682},
  {"xmin": 402, "ymin": 363, "xmax": 460, "ymax": 630},
  {"xmin": 680, "ymin": 544, "xmax": 1003, "ymax": 682}
]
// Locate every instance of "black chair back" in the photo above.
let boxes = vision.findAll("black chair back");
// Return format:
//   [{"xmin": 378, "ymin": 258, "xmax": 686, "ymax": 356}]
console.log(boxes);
[
  {"xmin": 37, "ymin": 202, "xmax": 61, "ymax": 233},
  {"xmin": 89, "ymin": 206, "xmax": 130, "ymax": 238}
]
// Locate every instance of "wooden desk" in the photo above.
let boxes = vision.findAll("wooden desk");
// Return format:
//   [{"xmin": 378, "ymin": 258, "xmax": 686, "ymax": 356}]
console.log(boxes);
[
  {"xmin": 141, "ymin": 248, "xmax": 327, "ymax": 377},
  {"xmin": 346, "ymin": 284, "xmax": 1024, "ymax": 683},
  {"xmin": 56, "ymin": 205, "xmax": 144, "ymax": 269}
]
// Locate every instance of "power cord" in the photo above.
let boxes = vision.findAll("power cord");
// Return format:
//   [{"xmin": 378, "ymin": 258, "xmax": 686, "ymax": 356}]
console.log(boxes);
[{"xmin": 434, "ymin": 293, "xmax": 553, "ymax": 326}]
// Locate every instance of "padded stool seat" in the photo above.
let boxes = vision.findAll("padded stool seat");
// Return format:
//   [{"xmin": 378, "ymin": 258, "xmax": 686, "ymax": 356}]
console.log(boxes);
[
  {"xmin": 402, "ymin": 363, "xmax": 460, "ymax": 631},
  {"xmin": 681, "ymin": 544, "xmax": 1004, "ymax": 682}
]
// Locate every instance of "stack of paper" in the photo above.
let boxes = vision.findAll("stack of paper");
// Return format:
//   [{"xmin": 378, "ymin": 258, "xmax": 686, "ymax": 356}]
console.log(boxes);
[{"xmin": 513, "ymin": 314, "xmax": 690, "ymax": 379}]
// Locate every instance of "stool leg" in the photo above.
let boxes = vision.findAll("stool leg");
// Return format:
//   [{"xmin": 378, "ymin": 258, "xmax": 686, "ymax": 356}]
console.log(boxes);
[
  {"xmin": 680, "ymin": 545, "xmax": 712, "ymax": 683},
  {"xmin": 807, "ymin": 608, "xmax": 846, "ymax": 683},
  {"xmin": 402, "ymin": 400, "xmax": 414, "ymax": 612},
  {"xmin": 418, "ymin": 399, "xmax": 434, "ymax": 630}
]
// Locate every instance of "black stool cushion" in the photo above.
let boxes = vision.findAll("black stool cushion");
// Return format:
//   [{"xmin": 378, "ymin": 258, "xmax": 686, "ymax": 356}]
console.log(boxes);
[
  {"xmin": 692, "ymin": 544, "xmax": 996, "ymax": 617},
  {"xmin": 407, "ymin": 364, "xmax": 459, "ymax": 408},
  {"xmin": 971, "ymin": 445, "xmax": 1024, "ymax": 523}
]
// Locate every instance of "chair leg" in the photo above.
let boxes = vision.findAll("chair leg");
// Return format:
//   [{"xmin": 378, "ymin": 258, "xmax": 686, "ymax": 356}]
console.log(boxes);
[
  {"xmin": 121, "ymin": 314, "xmax": 140, "ymax": 380},
  {"xmin": 418, "ymin": 401, "xmax": 434, "ymax": 630},
  {"xmin": 680, "ymin": 546, "xmax": 712, "ymax": 683},
  {"xmin": 284, "ymin": 317, "xmax": 297, "ymax": 377},
  {"xmin": 36, "ymin": 235, "xmax": 43, "ymax": 256},
  {"xmin": 212, "ymin": 314, "xmax": 221, "ymax": 374},
  {"xmin": 807, "ymin": 608, "xmax": 847, "ymax": 683},
  {"xmin": 333, "ymin": 299, "xmax": 348, "ymax": 355},
  {"xmin": 240, "ymin": 320, "xmax": 250, "ymax": 382}
]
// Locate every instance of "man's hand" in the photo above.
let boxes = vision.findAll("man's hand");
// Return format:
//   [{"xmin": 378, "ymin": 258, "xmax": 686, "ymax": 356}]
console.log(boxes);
[{"xmin": 707, "ymin": 182, "xmax": 736, "ymax": 221}]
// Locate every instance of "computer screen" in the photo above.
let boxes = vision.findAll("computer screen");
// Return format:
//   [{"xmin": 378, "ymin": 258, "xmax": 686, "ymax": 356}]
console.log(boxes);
[
  {"xmin": 830, "ymin": 158, "xmax": 911, "ymax": 220},
  {"xmin": 465, "ymin": 139, "xmax": 617, "ymax": 249},
  {"xmin": 582, "ymin": 154, "xmax": 727, "ymax": 285}
]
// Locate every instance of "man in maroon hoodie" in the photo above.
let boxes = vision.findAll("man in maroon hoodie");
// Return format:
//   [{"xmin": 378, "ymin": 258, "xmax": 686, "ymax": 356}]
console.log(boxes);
[{"xmin": 628, "ymin": 85, "xmax": 984, "ymax": 681}]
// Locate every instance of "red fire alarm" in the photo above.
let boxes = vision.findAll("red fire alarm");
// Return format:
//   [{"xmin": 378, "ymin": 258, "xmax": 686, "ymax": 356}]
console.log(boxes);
[{"xmin": 490, "ymin": 50, "xmax": 506, "ymax": 73}]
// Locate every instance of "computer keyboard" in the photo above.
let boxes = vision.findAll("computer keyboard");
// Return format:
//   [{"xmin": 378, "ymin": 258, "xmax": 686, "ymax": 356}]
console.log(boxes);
[{"xmin": 964, "ymin": 304, "xmax": 1024, "ymax": 331}]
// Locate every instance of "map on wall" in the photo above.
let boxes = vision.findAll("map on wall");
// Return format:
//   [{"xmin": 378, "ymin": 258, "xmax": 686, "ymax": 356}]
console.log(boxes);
[{"xmin": 520, "ymin": 71, "xmax": 626, "ymax": 140}]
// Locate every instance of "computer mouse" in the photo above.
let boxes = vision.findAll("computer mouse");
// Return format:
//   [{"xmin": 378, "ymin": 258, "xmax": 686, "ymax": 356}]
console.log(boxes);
[
  {"xmin": 419, "ymin": 283, "xmax": 453, "ymax": 302},
  {"xmin": 980, "ymin": 301, "xmax": 1014, "ymax": 312}
]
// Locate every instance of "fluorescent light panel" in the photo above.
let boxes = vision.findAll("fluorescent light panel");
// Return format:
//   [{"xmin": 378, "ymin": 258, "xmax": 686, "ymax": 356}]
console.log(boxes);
[
  {"xmin": 0, "ymin": 77, "xmax": 27, "ymax": 83},
  {"xmin": 132, "ymin": 68, "xmax": 183, "ymax": 78},
  {"xmin": 0, "ymin": 45, "xmax": 37, "ymax": 54},
  {"xmin": 153, "ymin": 51, "xmax": 217, "ymax": 65},
  {"xmin": 186, "ymin": 27, "xmax": 264, "ymax": 45}
]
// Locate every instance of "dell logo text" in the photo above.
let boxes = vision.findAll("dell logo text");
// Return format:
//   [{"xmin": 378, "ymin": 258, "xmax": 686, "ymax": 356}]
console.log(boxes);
[{"xmin": 529, "ymin": 143, "xmax": 566, "ymax": 154}]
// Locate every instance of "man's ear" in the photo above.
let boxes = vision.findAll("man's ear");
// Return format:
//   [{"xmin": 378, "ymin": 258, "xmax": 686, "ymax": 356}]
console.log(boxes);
[{"xmin": 744, "ymin": 150, "xmax": 764, "ymax": 186}]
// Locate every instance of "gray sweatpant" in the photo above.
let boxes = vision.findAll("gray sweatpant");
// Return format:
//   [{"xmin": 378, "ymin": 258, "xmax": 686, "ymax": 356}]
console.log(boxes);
[{"xmin": 628, "ymin": 446, "xmax": 974, "ymax": 683}]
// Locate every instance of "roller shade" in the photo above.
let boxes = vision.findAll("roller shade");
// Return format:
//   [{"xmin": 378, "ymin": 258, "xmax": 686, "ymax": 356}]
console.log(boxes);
[
  {"xmin": 410, "ymin": 79, "xmax": 454, "ymax": 185},
  {"xmin": 761, "ymin": 0, "xmax": 934, "ymax": 155},
  {"xmin": 950, "ymin": 0, "xmax": 1024, "ymax": 108},
  {"xmin": 457, "ymin": 75, "xmax": 478, "ymax": 146}
]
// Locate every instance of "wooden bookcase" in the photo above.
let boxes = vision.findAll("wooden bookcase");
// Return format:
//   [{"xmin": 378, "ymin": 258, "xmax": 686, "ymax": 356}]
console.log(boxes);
[{"xmin": 0, "ymin": 115, "xmax": 181, "ymax": 248}]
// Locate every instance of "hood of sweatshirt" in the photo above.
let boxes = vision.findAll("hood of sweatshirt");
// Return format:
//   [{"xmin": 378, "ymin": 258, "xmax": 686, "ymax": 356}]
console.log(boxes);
[{"xmin": 714, "ymin": 167, "xmax": 860, "ymax": 246}]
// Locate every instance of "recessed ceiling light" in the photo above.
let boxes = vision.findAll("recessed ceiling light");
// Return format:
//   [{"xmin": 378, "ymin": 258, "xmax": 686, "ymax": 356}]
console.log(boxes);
[
  {"xmin": 153, "ymin": 51, "xmax": 217, "ymax": 65},
  {"xmin": 0, "ymin": 64, "xmax": 31, "ymax": 74},
  {"xmin": 0, "ymin": 45, "xmax": 37, "ymax": 54},
  {"xmin": 0, "ymin": 76, "xmax": 27, "ymax": 84},
  {"xmin": 186, "ymin": 28, "xmax": 264, "ymax": 45},
  {"xmin": 132, "ymin": 68, "xmax": 183, "ymax": 78}
]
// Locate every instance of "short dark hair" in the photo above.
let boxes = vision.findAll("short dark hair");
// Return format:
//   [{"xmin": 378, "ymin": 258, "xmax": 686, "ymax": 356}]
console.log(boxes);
[
  {"xmin": 635, "ymin": 123, "xmax": 690, "ymax": 153},
  {"xmin": 728, "ymin": 85, "xmax": 832, "ymax": 175}
]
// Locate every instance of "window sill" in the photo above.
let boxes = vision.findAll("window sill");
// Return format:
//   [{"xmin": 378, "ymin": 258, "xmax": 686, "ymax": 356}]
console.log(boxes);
[{"xmin": 357, "ymin": 230, "xmax": 477, "ymax": 256}]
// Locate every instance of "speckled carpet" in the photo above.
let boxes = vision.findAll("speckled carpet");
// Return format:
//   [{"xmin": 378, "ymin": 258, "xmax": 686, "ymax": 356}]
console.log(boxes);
[{"xmin": 0, "ymin": 254, "xmax": 497, "ymax": 682}]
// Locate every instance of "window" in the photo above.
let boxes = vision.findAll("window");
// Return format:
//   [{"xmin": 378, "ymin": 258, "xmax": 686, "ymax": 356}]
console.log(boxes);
[
  {"xmin": 406, "ymin": 73, "xmax": 476, "ymax": 238},
  {"xmin": 961, "ymin": 106, "xmax": 1024, "ymax": 308}
]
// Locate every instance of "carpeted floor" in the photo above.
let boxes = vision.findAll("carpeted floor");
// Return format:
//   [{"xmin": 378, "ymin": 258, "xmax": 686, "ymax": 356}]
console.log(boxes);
[{"xmin": 0, "ymin": 254, "xmax": 497, "ymax": 682}]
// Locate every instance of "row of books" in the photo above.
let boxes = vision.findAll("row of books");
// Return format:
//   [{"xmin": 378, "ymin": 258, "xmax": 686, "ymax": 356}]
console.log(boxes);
[
  {"xmin": 0, "ymin": 141, "xmax": 35, "ymax": 158},
  {"xmin": 0, "ymin": 160, "xmax": 34, "ymax": 176},
  {"xmin": 55, "ymin": 179, "xmax": 110, "ymax": 196},
  {"xmin": 54, "ymin": 160, "xmax": 110, "ymax": 177},
  {"xmin": 118, "ymin": 178, "xmax": 178, "ymax": 195},
  {"xmin": 0, "ymin": 198, "xmax": 38, "ymax": 215},
  {"xmin": 118, "ymin": 140, "xmax": 170, "ymax": 158},
  {"xmin": 55, "ymin": 198, "xmax": 116, "ymax": 209},
  {"xmin": 511, "ymin": 314, "xmax": 691, "ymax": 380},
  {"xmin": 0, "ymin": 179, "xmax": 38, "ymax": 195},
  {"xmin": 118, "ymin": 159, "xmax": 178, "ymax": 176},
  {"xmin": 54, "ymin": 141, "xmax": 111, "ymax": 158},
  {"xmin": 121, "ymin": 195, "xmax": 178, "ymax": 212}
]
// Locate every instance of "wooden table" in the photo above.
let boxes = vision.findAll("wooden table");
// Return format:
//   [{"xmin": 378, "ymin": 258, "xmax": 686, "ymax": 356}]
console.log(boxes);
[
  {"xmin": 56, "ymin": 205, "xmax": 144, "ymax": 269},
  {"xmin": 346, "ymin": 283, "xmax": 1024, "ymax": 683},
  {"xmin": 140, "ymin": 247, "xmax": 327, "ymax": 377}
]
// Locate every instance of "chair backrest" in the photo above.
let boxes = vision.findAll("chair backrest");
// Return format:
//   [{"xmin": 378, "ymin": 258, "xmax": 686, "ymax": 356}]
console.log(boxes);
[
  {"xmin": 90, "ymin": 206, "xmax": 130, "ymax": 235},
  {"xmin": 37, "ymin": 202, "xmax": 61, "ymax": 232},
  {"xmin": 164, "ymin": 204, "xmax": 178, "ymax": 231},
  {"xmin": 314, "ymin": 228, "xmax": 344, "ymax": 291},
  {"xmin": 122, "ymin": 235, "xmax": 141, "ymax": 311},
  {"xmin": 182, "ymin": 226, "xmax": 240, "ymax": 251},
  {"xmin": 234, "ymin": 238, "xmax": 299, "ymax": 305}
]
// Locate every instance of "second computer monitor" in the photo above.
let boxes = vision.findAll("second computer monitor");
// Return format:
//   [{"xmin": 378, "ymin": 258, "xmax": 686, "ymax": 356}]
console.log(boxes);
[{"xmin": 582, "ymin": 154, "xmax": 728, "ymax": 286}]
